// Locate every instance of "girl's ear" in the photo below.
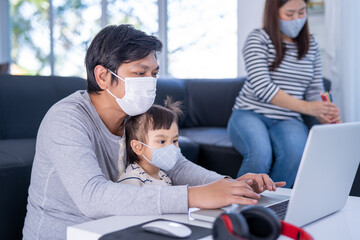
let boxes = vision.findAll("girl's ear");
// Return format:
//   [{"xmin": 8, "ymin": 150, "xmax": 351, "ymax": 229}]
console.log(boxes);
[{"xmin": 130, "ymin": 140, "xmax": 144, "ymax": 156}]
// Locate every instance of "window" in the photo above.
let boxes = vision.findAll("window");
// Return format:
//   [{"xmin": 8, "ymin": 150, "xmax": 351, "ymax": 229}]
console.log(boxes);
[
  {"xmin": 11, "ymin": 0, "xmax": 50, "ymax": 75},
  {"xmin": 107, "ymin": 0, "xmax": 158, "ymax": 35},
  {"xmin": 53, "ymin": 0, "xmax": 102, "ymax": 77},
  {"xmin": 167, "ymin": 0, "xmax": 237, "ymax": 78},
  {"xmin": 10, "ymin": 0, "xmax": 237, "ymax": 78}
]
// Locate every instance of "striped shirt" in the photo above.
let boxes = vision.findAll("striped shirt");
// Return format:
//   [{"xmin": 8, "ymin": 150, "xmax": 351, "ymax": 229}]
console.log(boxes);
[
  {"xmin": 117, "ymin": 163, "xmax": 172, "ymax": 186},
  {"xmin": 234, "ymin": 28, "xmax": 324, "ymax": 120}
]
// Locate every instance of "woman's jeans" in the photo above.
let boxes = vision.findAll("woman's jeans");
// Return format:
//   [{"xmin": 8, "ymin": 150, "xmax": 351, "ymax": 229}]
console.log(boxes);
[{"xmin": 227, "ymin": 109, "xmax": 308, "ymax": 188}]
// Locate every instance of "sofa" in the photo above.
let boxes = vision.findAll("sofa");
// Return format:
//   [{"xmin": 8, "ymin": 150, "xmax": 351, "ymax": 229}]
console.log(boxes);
[{"xmin": 1, "ymin": 73, "xmax": 359, "ymax": 239}]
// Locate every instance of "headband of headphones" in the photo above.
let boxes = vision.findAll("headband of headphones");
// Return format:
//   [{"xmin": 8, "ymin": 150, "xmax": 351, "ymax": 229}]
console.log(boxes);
[
  {"xmin": 280, "ymin": 220, "xmax": 313, "ymax": 240},
  {"xmin": 213, "ymin": 206, "xmax": 313, "ymax": 240}
]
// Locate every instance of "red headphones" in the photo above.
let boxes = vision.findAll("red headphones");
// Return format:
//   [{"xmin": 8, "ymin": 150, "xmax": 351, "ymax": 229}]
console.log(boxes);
[{"xmin": 212, "ymin": 205, "xmax": 313, "ymax": 240}]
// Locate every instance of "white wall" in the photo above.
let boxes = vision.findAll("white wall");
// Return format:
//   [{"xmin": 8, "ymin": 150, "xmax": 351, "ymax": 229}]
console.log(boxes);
[
  {"xmin": 323, "ymin": 0, "xmax": 360, "ymax": 122},
  {"xmin": 237, "ymin": 0, "xmax": 265, "ymax": 76}
]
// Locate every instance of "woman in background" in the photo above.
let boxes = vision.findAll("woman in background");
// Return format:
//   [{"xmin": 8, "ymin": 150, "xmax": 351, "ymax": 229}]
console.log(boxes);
[{"xmin": 227, "ymin": 0, "xmax": 341, "ymax": 188}]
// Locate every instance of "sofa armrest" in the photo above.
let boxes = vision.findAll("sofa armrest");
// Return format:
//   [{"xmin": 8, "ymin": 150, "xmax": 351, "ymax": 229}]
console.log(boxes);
[{"xmin": 0, "ymin": 138, "xmax": 36, "ymax": 239}]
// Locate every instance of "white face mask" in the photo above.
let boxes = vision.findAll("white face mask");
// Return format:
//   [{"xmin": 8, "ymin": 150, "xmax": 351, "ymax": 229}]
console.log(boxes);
[
  {"xmin": 139, "ymin": 141, "xmax": 181, "ymax": 171},
  {"xmin": 106, "ymin": 69, "xmax": 157, "ymax": 116},
  {"xmin": 280, "ymin": 16, "xmax": 307, "ymax": 39}
]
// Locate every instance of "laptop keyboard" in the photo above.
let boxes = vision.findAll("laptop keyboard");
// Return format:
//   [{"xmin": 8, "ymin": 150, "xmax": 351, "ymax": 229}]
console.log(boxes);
[{"xmin": 268, "ymin": 200, "xmax": 289, "ymax": 220}]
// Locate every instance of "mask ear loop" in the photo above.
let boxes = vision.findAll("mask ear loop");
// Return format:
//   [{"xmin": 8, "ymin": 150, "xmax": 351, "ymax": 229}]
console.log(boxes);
[
  {"xmin": 107, "ymin": 69, "xmax": 125, "ymax": 82},
  {"xmin": 138, "ymin": 140, "xmax": 152, "ymax": 149},
  {"xmin": 106, "ymin": 89, "xmax": 119, "ymax": 99},
  {"xmin": 106, "ymin": 69, "xmax": 126, "ymax": 99},
  {"xmin": 137, "ymin": 140, "xmax": 154, "ymax": 165}
]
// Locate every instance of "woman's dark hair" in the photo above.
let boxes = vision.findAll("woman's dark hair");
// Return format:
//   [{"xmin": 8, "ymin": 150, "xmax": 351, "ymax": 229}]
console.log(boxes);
[
  {"xmin": 263, "ymin": 0, "xmax": 309, "ymax": 71},
  {"xmin": 85, "ymin": 24, "xmax": 162, "ymax": 93},
  {"xmin": 125, "ymin": 97, "xmax": 183, "ymax": 165}
]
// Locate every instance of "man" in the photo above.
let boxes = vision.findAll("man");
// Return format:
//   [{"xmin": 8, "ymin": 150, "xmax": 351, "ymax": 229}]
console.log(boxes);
[{"xmin": 23, "ymin": 25, "xmax": 284, "ymax": 240}]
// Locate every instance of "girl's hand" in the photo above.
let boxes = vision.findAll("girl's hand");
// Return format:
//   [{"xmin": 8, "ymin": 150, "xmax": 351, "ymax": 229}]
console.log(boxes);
[{"xmin": 236, "ymin": 173, "xmax": 286, "ymax": 193}]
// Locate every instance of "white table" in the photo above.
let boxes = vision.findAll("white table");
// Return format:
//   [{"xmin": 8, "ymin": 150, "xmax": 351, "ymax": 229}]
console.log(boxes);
[{"xmin": 67, "ymin": 188, "xmax": 360, "ymax": 240}]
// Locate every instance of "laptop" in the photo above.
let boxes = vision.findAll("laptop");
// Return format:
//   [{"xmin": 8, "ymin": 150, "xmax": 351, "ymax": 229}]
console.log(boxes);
[{"xmin": 190, "ymin": 122, "xmax": 360, "ymax": 227}]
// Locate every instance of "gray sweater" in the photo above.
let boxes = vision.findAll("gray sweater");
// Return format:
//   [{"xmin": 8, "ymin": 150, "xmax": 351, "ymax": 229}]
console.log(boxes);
[{"xmin": 22, "ymin": 90, "xmax": 222, "ymax": 240}]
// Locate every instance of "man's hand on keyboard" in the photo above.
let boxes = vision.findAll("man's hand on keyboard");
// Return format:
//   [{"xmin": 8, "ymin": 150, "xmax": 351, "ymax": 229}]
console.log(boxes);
[{"xmin": 236, "ymin": 173, "xmax": 286, "ymax": 194}]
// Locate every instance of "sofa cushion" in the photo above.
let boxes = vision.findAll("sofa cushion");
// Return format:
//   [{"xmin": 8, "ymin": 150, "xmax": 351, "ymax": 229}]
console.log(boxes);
[
  {"xmin": 184, "ymin": 78, "xmax": 245, "ymax": 128},
  {"xmin": 180, "ymin": 127, "xmax": 233, "ymax": 147},
  {"xmin": 180, "ymin": 127, "xmax": 242, "ymax": 178},
  {"xmin": 0, "ymin": 138, "xmax": 35, "ymax": 166},
  {"xmin": 155, "ymin": 78, "xmax": 188, "ymax": 127},
  {"xmin": 0, "ymin": 74, "xmax": 86, "ymax": 139}
]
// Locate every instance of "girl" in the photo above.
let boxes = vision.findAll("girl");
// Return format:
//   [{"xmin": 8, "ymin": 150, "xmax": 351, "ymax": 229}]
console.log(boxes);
[{"xmin": 118, "ymin": 98, "xmax": 182, "ymax": 186}]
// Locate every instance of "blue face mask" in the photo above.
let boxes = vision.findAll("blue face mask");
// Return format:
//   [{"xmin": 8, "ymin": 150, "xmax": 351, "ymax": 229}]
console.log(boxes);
[
  {"xmin": 139, "ymin": 141, "xmax": 181, "ymax": 171},
  {"xmin": 280, "ymin": 16, "xmax": 307, "ymax": 39}
]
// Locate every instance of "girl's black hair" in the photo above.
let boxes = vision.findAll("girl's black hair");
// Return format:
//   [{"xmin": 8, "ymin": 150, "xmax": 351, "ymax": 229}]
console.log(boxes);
[{"xmin": 125, "ymin": 97, "xmax": 182, "ymax": 165}]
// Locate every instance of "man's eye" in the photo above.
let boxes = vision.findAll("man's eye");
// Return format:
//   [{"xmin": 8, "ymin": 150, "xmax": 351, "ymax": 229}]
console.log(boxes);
[
  {"xmin": 158, "ymin": 140, "xmax": 165, "ymax": 144},
  {"xmin": 136, "ymin": 72, "xmax": 145, "ymax": 76},
  {"xmin": 286, "ymin": 14, "xmax": 293, "ymax": 18},
  {"xmin": 173, "ymin": 139, "xmax": 178, "ymax": 144},
  {"xmin": 153, "ymin": 72, "xmax": 159, "ymax": 77}
]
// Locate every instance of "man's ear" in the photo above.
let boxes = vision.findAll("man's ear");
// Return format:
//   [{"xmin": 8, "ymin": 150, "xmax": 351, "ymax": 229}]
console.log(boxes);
[
  {"xmin": 130, "ymin": 140, "xmax": 144, "ymax": 156},
  {"xmin": 94, "ymin": 65, "xmax": 111, "ymax": 90}
]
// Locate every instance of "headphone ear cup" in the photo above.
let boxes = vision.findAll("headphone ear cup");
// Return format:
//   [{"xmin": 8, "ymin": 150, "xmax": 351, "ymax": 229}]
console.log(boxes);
[
  {"xmin": 241, "ymin": 206, "xmax": 281, "ymax": 240},
  {"xmin": 227, "ymin": 212, "xmax": 250, "ymax": 238},
  {"xmin": 212, "ymin": 212, "xmax": 250, "ymax": 240}
]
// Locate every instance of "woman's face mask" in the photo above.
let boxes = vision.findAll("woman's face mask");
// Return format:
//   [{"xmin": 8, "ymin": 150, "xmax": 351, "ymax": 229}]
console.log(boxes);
[
  {"xmin": 138, "ymin": 141, "xmax": 181, "ymax": 171},
  {"xmin": 280, "ymin": 16, "xmax": 307, "ymax": 39},
  {"xmin": 278, "ymin": 0, "xmax": 308, "ymax": 39},
  {"xmin": 106, "ymin": 69, "xmax": 157, "ymax": 116}
]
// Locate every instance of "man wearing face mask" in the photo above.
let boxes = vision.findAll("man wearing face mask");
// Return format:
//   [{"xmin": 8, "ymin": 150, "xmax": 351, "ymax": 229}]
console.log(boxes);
[
  {"xmin": 227, "ymin": 0, "xmax": 341, "ymax": 188},
  {"xmin": 22, "ymin": 24, "xmax": 284, "ymax": 240}
]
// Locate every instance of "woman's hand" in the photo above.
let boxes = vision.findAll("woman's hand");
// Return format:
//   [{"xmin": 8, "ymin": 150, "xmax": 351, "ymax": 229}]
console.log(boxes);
[
  {"xmin": 188, "ymin": 178, "xmax": 261, "ymax": 209},
  {"xmin": 236, "ymin": 173, "xmax": 286, "ymax": 193},
  {"xmin": 305, "ymin": 101, "xmax": 341, "ymax": 124},
  {"xmin": 270, "ymin": 90, "xmax": 341, "ymax": 123}
]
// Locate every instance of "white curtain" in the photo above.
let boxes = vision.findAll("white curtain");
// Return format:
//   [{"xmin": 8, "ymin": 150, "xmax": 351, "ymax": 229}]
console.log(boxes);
[
  {"xmin": 0, "ymin": 0, "xmax": 10, "ymax": 65},
  {"xmin": 324, "ymin": 0, "xmax": 360, "ymax": 122}
]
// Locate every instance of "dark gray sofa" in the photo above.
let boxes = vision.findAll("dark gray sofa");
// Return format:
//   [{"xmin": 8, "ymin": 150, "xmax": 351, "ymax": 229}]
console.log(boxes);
[
  {"xmin": 0, "ymin": 74, "xmax": 87, "ymax": 240},
  {"xmin": 155, "ymin": 77, "xmax": 327, "ymax": 177},
  {"xmin": 1, "ymin": 73, "xmax": 359, "ymax": 240}
]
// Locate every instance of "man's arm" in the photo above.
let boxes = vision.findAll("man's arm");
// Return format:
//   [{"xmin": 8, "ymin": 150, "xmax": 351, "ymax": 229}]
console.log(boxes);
[{"xmin": 40, "ymin": 106, "xmax": 189, "ymax": 218}]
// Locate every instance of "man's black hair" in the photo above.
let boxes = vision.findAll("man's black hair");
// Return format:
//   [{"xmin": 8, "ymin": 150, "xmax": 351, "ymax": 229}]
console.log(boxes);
[{"xmin": 85, "ymin": 24, "xmax": 162, "ymax": 93}]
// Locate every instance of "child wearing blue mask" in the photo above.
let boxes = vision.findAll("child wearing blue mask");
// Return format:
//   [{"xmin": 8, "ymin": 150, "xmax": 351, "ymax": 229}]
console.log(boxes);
[{"xmin": 117, "ymin": 97, "xmax": 182, "ymax": 186}]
